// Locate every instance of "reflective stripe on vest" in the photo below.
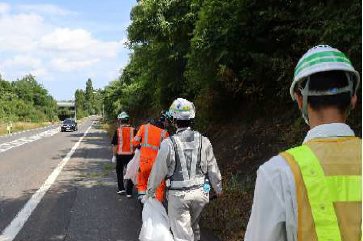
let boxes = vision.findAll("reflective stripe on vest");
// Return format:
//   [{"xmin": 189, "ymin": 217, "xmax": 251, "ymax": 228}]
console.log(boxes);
[
  {"xmin": 170, "ymin": 176, "xmax": 205, "ymax": 189},
  {"xmin": 168, "ymin": 130, "xmax": 204, "ymax": 190},
  {"xmin": 130, "ymin": 128, "xmax": 134, "ymax": 152},
  {"xmin": 140, "ymin": 124, "xmax": 166, "ymax": 150},
  {"xmin": 286, "ymin": 145, "xmax": 362, "ymax": 241},
  {"xmin": 117, "ymin": 128, "xmax": 122, "ymax": 154}
]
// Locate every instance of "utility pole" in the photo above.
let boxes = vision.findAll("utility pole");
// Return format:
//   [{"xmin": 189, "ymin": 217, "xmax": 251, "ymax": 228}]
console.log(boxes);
[
  {"xmin": 102, "ymin": 104, "xmax": 104, "ymax": 119},
  {"xmin": 74, "ymin": 100, "xmax": 77, "ymax": 120}
]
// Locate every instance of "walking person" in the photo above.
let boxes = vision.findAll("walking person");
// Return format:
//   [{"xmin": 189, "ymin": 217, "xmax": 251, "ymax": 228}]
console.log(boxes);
[
  {"xmin": 111, "ymin": 111, "xmax": 136, "ymax": 197},
  {"xmin": 132, "ymin": 113, "xmax": 170, "ymax": 203},
  {"xmin": 245, "ymin": 45, "xmax": 361, "ymax": 241},
  {"xmin": 145, "ymin": 98, "xmax": 223, "ymax": 241}
]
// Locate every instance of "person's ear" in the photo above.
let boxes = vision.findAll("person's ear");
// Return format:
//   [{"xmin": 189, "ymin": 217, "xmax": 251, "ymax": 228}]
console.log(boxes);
[
  {"xmin": 350, "ymin": 94, "xmax": 357, "ymax": 110},
  {"xmin": 295, "ymin": 92, "xmax": 303, "ymax": 110}
]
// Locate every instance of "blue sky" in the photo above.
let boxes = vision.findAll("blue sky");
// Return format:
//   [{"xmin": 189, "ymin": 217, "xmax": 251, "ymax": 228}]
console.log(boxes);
[{"xmin": 0, "ymin": 0, "xmax": 137, "ymax": 100}]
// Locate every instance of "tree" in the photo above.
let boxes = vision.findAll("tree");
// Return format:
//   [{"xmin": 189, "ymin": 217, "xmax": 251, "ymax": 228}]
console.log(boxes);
[
  {"xmin": 74, "ymin": 79, "xmax": 104, "ymax": 118},
  {"xmin": 75, "ymin": 89, "xmax": 87, "ymax": 119},
  {"xmin": 0, "ymin": 73, "xmax": 58, "ymax": 123},
  {"xmin": 103, "ymin": 0, "xmax": 361, "ymax": 127}
]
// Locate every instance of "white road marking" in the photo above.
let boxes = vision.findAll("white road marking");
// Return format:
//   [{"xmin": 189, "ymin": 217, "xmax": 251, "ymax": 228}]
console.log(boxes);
[
  {"xmin": 0, "ymin": 128, "xmax": 60, "ymax": 153},
  {"xmin": 0, "ymin": 125, "xmax": 58, "ymax": 138},
  {"xmin": 0, "ymin": 122, "xmax": 94, "ymax": 241}
]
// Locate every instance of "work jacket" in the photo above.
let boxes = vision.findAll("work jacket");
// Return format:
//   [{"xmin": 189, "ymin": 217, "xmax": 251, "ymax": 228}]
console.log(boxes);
[
  {"xmin": 147, "ymin": 127, "xmax": 223, "ymax": 197},
  {"xmin": 132, "ymin": 123, "xmax": 168, "ymax": 159},
  {"xmin": 281, "ymin": 137, "xmax": 361, "ymax": 240},
  {"xmin": 245, "ymin": 123, "xmax": 361, "ymax": 241},
  {"xmin": 167, "ymin": 129, "xmax": 205, "ymax": 190}
]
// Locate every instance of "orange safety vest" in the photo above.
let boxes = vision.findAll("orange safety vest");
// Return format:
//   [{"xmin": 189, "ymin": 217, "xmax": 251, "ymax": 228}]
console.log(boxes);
[
  {"xmin": 133, "ymin": 123, "xmax": 168, "ymax": 158},
  {"xmin": 117, "ymin": 126, "xmax": 135, "ymax": 155},
  {"xmin": 281, "ymin": 137, "xmax": 361, "ymax": 241}
]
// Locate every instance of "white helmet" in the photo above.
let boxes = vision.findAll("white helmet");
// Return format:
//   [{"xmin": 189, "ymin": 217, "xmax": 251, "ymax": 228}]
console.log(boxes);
[
  {"xmin": 117, "ymin": 111, "xmax": 129, "ymax": 120},
  {"xmin": 169, "ymin": 98, "xmax": 196, "ymax": 120},
  {"xmin": 290, "ymin": 45, "xmax": 360, "ymax": 100},
  {"xmin": 290, "ymin": 45, "xmax": 360, "ymax": 124}
]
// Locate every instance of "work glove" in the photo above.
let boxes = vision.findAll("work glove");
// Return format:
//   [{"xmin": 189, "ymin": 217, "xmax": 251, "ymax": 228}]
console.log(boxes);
[{"xmin": 111, "ymin": 156, "xmax": 116, "ymax": 163}]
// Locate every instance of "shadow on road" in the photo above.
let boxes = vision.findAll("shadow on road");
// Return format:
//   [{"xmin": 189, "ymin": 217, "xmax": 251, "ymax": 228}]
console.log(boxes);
[{"xmin": 0, "ymin": 122, "xmax": 220, "ymax": 241}]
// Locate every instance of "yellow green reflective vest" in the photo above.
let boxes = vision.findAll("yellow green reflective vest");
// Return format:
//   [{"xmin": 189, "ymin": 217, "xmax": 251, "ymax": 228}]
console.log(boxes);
[{"xmin": 281, "ymin": 137, "xmax": 361, "ymax": 241}]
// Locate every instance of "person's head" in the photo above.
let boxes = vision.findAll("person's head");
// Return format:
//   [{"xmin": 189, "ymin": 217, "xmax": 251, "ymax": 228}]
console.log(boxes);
[
  {"xmin": 169, "ymin": 98, "xmax": 195, "ymax": 129},
  {"xmin": 291, "ymin": 45, "xmax": 360, "ymax": 127},
  {"xmin": 117, "ymin": 111, "xmax": 130, "ymax": 125},
  {"xmin": 160, "ymin": 110, "xmax": 173, "ymax": 128}
]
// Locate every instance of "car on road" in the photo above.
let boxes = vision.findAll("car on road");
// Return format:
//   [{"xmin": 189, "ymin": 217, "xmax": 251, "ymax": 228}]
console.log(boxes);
[{"xmin": 61, "ymin": 118, "xmax": 78, "ymax": 132}]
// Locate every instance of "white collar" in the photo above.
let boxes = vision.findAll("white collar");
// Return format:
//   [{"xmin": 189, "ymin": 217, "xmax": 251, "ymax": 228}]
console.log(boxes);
[{"xmin": 303, "ymin": 123, "xmax": 355, "ymax": 143}]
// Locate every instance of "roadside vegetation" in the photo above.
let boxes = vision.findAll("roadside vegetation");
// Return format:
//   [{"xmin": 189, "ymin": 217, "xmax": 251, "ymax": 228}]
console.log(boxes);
[
  {"xmin": 0, "ymin": 122, "xmax": 56, "ymax": 136},
  {"xmin": 75, "ymin": 78, "xmax": 104, "ymax": 119},
  {"xmin": 102, "ymin": 1, "xmax": 361, "ymax": 240},
  {"xmin": 0, "ymin": 74, "xmax": 58, "ymax": 130},
  {"xmin": 0, "ymin": 72, "xmax": 104, "ymax": 135}
]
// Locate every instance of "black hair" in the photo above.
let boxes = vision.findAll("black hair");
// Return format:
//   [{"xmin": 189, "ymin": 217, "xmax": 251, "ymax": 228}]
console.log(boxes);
[
  {"xmin": 176, "ymin": 119, "xmax": 192, "ymax": 128},
  {"xmin": 298, "ymin": 70, "xmax": 354, "ymax": 114},
  {"xmin": 151, "ymin": 120, "xmax": 164, "ymax": 129},
  {"xmin": 120, "ymin": 119, "xmax": 129, "ymax": 124}
]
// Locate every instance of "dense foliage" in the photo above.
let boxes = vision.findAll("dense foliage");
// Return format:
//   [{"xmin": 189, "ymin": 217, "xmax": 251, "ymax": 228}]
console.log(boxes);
[
  {"xmin": 0, "ymin": 74, "xmax": 58, "ymax": 123},
  {"xmin": 104, "ymin": 0, "xmax": 361, "ymax": 128},
  {"xmin": 75, "ymin": 79, "xmax": 103, "ymax": 119},
  {"xmin": 102, "ymin": 2, "xmax": 361, "ymax": 240}
]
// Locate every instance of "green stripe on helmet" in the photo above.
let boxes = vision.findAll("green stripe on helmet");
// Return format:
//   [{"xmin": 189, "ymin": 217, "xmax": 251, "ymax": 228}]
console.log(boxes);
[
  {"xmin": 171, "ymin": 108, "xmax": 191, "ymax": 112},
  {"xmin": 294, "ymin": 57, "xmax": 352, "ymax": 77},
  {"xmin": 295, "ymin": 51, "xmax": 350, "ymax": 72}
]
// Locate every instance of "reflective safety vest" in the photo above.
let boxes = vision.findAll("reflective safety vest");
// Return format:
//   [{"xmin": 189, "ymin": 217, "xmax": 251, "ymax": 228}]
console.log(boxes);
[
  {"xmin": 167, "ymin": 129, "xmax": 206, "ymax": 190},
  {"xmin": 281, "ymin": 137, "xmax": 362, "ymax": 241},
  {"xmin": 133, "ymin": 124, "xmax": 168, "ymax": 158},
  {"xmin": 116, "ymin": 126, "xmax": 135, "ymax": 155}
]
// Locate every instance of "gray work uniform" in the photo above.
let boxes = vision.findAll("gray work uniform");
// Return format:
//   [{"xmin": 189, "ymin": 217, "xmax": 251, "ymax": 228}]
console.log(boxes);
[{"xmin": 147, "ymin": 127, "xmax": 222, "ymax": 241}]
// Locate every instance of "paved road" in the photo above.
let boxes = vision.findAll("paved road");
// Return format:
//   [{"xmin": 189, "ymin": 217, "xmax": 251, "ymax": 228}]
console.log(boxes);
[{"xmin": 0, "ymin": 117, "xmax": 220, "ymax": 241}]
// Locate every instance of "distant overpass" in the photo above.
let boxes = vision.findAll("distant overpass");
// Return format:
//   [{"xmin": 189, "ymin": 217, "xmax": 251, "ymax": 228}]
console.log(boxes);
[
  {"xmin": 57, "ymin": 101, "xmax": 76, "ymax": 120},
  {"xmin": 57, "ymin": 101, "xmax": 75, "ymax": 108}
]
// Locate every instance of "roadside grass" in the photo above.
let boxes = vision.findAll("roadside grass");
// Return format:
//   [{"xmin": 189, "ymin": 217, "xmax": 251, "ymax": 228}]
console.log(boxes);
[
  {"xmin": 0, "ymin": 122, "xmax": 57, "ymax": 136},
  {"xmin": 103, "ymin": 122, "xmax": 116, "ymax": 138},
  {"xmin": 201, "ymin": 173, "xmax": 254, "ymax": 241},
  {"xmin": 102, "ymin": 164, "xmax": 113, "ymax": 176}
]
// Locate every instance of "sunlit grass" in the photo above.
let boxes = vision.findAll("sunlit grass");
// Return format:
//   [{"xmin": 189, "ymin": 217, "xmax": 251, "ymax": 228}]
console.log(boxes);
[
  {"xmin": 0, "ymin": 122, "xmax": 59, "ymax": 136},
  {"xmin": 102, "ymin": 122, "xmax": 117, "ymax": 138}
]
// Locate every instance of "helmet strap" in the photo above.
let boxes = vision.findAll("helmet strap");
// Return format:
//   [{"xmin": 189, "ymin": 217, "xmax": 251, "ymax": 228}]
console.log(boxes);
[{"xmin": 300, "ymin": 77, "xmax": 310, "ymax": 125}]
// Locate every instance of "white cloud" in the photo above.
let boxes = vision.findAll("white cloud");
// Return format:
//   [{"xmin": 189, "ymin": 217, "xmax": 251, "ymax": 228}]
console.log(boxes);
[
  {"xmin": 0, "ymin": 2, "xmax": 131, "ymax": 100},
  {"xmin": 50, "ymin": 58, "xmax": 100, "ymax": 72},
  {"xmin": 0, "ymin": 13, "xmax": 48, "ymax": 52},
  {"xmin": 17, "ymin": 4, "xmax": 76, "ymax": 16},
  {"xmin": 0, "ymin": 2, "xmax": 10, "ymax": 15},
  {"xmin": 2, "ymin": 55, "xmax": 42, "ymax": 69},
  {"xmin": 40, "ymin": 28, "xmax": 94, "ymax": 51},
  {"xmin": 40, "ymin": 28, "xmax": 124, "ymax": 58},
  {"xmin": 30, "ymin": 67, "xmax": 47, "ymax": 77}
]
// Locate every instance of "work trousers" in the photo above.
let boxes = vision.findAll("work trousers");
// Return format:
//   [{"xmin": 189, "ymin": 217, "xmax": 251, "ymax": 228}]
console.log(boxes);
[
  {"xmin": 137, "ymin": 155, "xmax": 165, "ymax": 201},
  {"xmin": 168, "ymin": 188, "xmax": 209, "ymax": 241},
  {"xmin": 116, "ymin": 154, "xmax": 134, "ymax": 194}
]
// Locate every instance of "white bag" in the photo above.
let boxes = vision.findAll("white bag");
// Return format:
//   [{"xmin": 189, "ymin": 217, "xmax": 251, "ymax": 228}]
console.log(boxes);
[
  {"xmin": 124, "ymin": 149, "xmax": 140, "ymax": 184},
  {"xmin": 139, "ymin": 198, "xmax": 174, "ymax": 241}
]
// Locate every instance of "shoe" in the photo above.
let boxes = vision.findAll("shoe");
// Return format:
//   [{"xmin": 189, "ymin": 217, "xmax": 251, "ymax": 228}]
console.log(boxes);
[
  {"xmin": 126, "ymin": 194, "xmax": 133, "ymax": 198},
  {"xmin": 117, "ymin": 190, "xmax": 126, "ymax": 195}
]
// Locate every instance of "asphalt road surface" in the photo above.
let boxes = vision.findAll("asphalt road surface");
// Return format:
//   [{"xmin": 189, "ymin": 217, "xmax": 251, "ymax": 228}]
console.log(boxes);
[{"xmin": 0, "ymin": 117, "xmax": 220, "ymax": 241}]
